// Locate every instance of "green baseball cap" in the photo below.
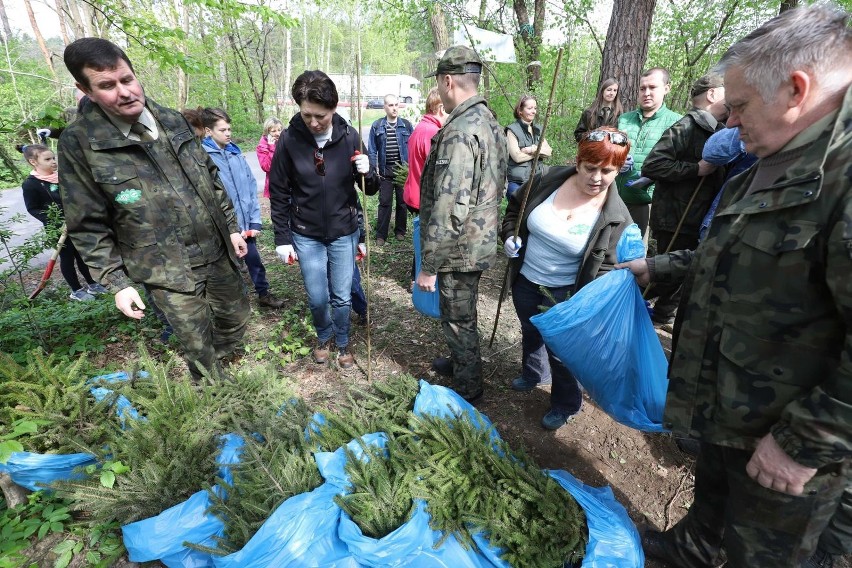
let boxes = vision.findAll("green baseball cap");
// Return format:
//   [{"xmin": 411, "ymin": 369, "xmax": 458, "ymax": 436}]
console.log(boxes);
[{"xmin": 426, "ymin": 45, "xmax": 483, "ymax": 78}]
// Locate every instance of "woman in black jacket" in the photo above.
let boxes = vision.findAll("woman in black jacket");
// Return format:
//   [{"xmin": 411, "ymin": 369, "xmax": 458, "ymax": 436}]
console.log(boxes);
[
  {"xmin": 21, "ymin": 144, "xmax": 105, "ymax": 301},
  {"xmin": 573, "ymin": 78, "xmax": 624, "ymax": 142},
  {"xmin": 501, "ymin": 127, "xmax": 633, "ymax": 430},
  {"xmin": 269, "ymin": 70, "xmax": 377, "ymax": 369}
]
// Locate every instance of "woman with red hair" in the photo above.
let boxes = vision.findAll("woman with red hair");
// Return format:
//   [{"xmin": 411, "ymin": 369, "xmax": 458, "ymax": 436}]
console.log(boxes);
[{"xmin": 500, "ymin": 127, "xmax": 633, "ymax": 430}]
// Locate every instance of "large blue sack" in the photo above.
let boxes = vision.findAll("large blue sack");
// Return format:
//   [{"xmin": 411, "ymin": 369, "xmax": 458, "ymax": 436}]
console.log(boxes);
[
  {"xmin": 122, "ymin": 433, "xmax": 244, "ymax": 568},
  {"xmin": 411, "ymin": 216, "xmax": 440, "ymax": 319},
  {"xmin": 530, "ymin": 225, "xmax": 669, "ymax": 432},
  {"xmin": 413, "ymin": 381, "xmax": 643, "ymax": 567}
]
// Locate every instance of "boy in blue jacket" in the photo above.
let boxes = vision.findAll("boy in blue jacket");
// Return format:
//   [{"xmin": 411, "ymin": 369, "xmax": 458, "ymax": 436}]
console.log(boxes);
[{"xmin": 202, "ymin": 108, "xmax": 283, "ymax": 308}]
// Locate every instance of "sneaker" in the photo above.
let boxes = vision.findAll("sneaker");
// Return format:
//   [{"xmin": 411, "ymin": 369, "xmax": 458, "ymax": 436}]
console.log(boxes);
[
  {"xmin": 510, "ymin": 376, "xmax": 552, "ymax": 392},
  {"xmin": 69, "ymin": 288, "xmax": 95, "ymax": 301},
  {"xmin": 337, "ymin": 348, "xmax": 354, "ymax": 369},
  {"xmin": 258, "ymin": 292, "xmax": 285, "ymax": 308},
  {"xmin": 541, "ymin": 408, "xmax": 576, "ymax": 430},
  {"xmin": 313, "ymin": 342, "xmax": 330, "ymax": 364},
  {"xmin": 803, "ymin": 548, "xmax": 835, "ymax": 568},
  {"xmin": 376, "ymin": 238, "xmax": 386, "ymax": 247},
  {"xmin": 431, "ymin": 356, "xmax": 453, "ymax": 377},
  {"xmin": 395, "ymin": 233, "xmax": 405, "ymax": 241},
  {"xmin": 86, "ymin": 282, "xmax": 108, "ymax": 295}
]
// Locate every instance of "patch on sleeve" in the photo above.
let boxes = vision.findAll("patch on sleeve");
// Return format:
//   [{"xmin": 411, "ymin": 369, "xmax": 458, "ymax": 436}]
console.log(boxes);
[
  {"xmin": 115, "ymin": 188, "xmax": 143, "ymax": 205},
  {"xmin": 435, "ymin": 158, "xmax": 450, "ymax": 166}
]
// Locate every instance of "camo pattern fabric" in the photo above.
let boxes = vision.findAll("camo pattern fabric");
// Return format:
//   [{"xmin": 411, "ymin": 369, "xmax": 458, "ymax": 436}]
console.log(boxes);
[
  {"xmin": 652, "ymin": 84, "xmax": 852, "ymax": 470},
  {"xmin": 437, "ymin": 270, "xmax": 483, "ymax": 398},
  {"xmin": 418, "ymin": 95, "xmax": 507, "ymax": 274},
  {"xmin": 58, "ymin": 98, "xmax": 240, "ymax": 293}
]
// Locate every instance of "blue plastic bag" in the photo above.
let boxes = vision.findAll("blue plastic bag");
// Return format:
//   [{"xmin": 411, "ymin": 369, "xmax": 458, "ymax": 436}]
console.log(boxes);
[
  {"xmin": 412, "ymin": 216, "xmax": 440, "ymax": 319},
  {"xmin": 530, "ymin": 226, "xmax": 668, "ymax": 432},
  {"xmin": 89, "ymin": 370, "xmax": 146, "ymax": 427},
  {"xmin": 122, "ymin": 433, "xmax": 244, "ymax": 568}
]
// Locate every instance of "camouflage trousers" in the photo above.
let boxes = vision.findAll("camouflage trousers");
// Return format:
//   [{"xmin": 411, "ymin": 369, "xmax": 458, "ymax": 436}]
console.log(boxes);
[
  {"xmin": 147, "ymin": 253, "xmax": 250, "ymax": 381},
  {"xmin": 663, "ymin": 442, "xmax": 849, "ymax": 567},
  {"xmin": 437, "ymin": 270, "xmax": 482, "ymax": 398},
  {"xmin": 819, "ymin": 486, "xmax": 852, "ymax": 555}
]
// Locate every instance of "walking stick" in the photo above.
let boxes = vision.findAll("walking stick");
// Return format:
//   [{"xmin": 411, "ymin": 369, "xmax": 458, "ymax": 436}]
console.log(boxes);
[
  {"xmin": 29, "ymin": 224, "xmax": 67, "ymax": 300},
  {"xmin": 488, "ymin": 48, "xmax": 564, "ymax": 348},
  {"xmin": 354, "ymin": 51, "xmax": 373, "ymax": 382},
  {"xmin": 642, "ymin": 175, "xmax": 707, "ymax": 300}
]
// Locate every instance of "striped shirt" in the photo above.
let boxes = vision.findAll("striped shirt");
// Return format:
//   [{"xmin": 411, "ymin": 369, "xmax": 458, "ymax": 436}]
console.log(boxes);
[{"xmin": 385, "ymin": 121, "xmax": 400, "ymax": 166}]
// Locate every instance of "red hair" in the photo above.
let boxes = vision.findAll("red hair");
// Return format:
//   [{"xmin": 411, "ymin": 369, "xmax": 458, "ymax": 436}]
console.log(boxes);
[{"xmin": 577, "ymin": 126, "xmax": 631, "ymax": 168}]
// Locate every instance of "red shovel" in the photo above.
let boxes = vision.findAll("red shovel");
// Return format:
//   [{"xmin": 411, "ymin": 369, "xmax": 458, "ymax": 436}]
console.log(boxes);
[{"xmin": 29, "ymin": 224, "xmax": 67, "ymax": 300}]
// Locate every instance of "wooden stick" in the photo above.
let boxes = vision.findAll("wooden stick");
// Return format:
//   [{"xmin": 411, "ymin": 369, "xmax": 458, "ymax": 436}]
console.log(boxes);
[
  {"xmin": 355, "ymin": 51, "xmax": 372, "ymax": 382},
  {"xmin": 489, "ymin": 48, "xmax": 564, "ymax": 348}
]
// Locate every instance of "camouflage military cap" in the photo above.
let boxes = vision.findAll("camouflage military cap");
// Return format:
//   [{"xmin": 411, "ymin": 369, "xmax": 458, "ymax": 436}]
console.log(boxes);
[
  {"xmin": 426, "ymin": 45, "xmax": 483, "ymax": 78},
  {"xmin": 691, "ymin": 72, "xmax": 724, "ymax": 98}
]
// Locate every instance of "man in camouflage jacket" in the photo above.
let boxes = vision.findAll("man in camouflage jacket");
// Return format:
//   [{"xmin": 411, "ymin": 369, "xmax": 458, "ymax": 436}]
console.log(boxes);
[
  {"xmin": 619, "ymin": 6, "xmax": 852, "ymax": 567},
  {"xmin": 415, "ymin": 45, "xmax": 507, "ymax": 401},
  {"xmin": 58, "ymin": 38, "xmax": 250, "ymax": 381}
]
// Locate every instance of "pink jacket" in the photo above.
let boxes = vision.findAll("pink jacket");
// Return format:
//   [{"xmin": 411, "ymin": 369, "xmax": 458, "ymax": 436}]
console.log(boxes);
[
  {"xmin": 403, "ymin": 114, "xmax": 442, "ymax": 210},
  {"xmin": 256, "ymin": 134, "xmax": 276, "ymax": 198}
]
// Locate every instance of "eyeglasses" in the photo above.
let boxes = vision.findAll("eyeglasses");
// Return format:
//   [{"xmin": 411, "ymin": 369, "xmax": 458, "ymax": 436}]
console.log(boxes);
[
  {"xmin": 314, "ymin": 149, "xmax": 325, "ymax": 176},
  {"xmin": 585, "ymin": 130, "xmax": 629, "ymax": 146}
]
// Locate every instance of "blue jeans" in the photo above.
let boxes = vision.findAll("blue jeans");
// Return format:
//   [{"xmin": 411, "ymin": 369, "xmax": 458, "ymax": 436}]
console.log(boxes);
[
  {"xmin": 291, "ymin": 230, "xmax": 358, "ymax": 348},
  {"xmin": 351, "ymin": 263, "xmax": 367, "ymax": 316},
  {"xmin": 506, "ymin": 181, "xmax": 523, "ymax": 198},
  {"xmin": 244, "ymin": 237, "xmax": 269, "ymax": 296},
  {"xmin": 511, "ymin": 273, "xmax": 582, "ymax": 413}
]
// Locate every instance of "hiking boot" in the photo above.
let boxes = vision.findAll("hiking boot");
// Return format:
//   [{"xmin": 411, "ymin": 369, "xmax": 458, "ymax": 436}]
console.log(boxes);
[
  {"xmin": 69, "ymin": 288, "xmax": 95, "ymax": 301},
  {"xmin": 395, "ymin": 233, "xmax": 405, "ymax": 241},
  {"xmin": 258, "ymin": 292, "xmax": 285, "ymax": 308},
  {"xmin": 541, "ymin": 408, "xmax": 576, "ymax": 430},
  {"xmin": 431, "ymin": 356, "xmax": 453, "ymax": 377},
  {"xmin": 641, "ymin": 528, "xmax": 680, "ymax": 567},
  {"xmin": 313, "ymin": 342, "xmax": 330, "ymax": 364},
  {"xmin": 86, "ymin": 282, "xmax": 109, "ymax": 295},
  {"xmin": 510, "ymin": 376, "xmax": 552, "ymax": 392},
  {"xmin": 675, "ymin": 437, "xmax": 701, "ymax": 457},
  {"xmin": 337, "ymin": 348, "xmax": 354, "ymax": 369},
  {"xmin": 803, "ymin": 548, "xmax": 835, "ymax": 568},
  {"xmin": 376, "ymin": 238, "xmax": 386, "ymax": 247}
]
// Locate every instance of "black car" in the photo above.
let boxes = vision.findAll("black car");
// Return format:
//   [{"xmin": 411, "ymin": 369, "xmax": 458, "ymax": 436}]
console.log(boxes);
[{"xmin": 366, "ymin": 99, "xmax": 384, "ymax": 109}]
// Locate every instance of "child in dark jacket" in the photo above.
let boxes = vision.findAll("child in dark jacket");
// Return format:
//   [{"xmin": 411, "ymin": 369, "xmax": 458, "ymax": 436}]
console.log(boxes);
[
  {"xmin": 21, "ymin": 144, "xmax": 106, "ymax": 301},
  {"xmin": 201, "ymin": 108, "xmax": 284, "ymax": 309}
]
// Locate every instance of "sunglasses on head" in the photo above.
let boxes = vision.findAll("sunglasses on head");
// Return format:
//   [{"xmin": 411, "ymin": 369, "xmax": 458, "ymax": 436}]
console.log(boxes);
[
  {"xmin": 585, "ymin": 130, "xmax": 629, "ymax": 146},
  {"xmin": 314, "ymin": 148, "xmax": 325, "ymax": 176}
]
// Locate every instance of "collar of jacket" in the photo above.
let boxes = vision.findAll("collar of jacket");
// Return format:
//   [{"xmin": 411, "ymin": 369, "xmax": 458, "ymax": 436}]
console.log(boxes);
[
  {"xmin": 637, "ymin": 102, "xmax": 673, "ymax": 122},
  {"xmin": 443, "ymin": 95, "xmax": 487, "ymax": 129},
  {"xmin": 288, "ymin": 112, "xmax": 352, "ymax": 148},
  {"xmin": 513, "ymin": 118, "xmax": 541, "ymax": 137},
  {"xmin": 202, "ymin": 136, "xmax": 241, "ymax": 155},
  {"xmin": 81, "ymin": 98, "xmax": 195, "ymax": 152},
  {"xmin": 522, "ymin": 165, "xmax": 629, "ymax": 226},
  {"xmin": 419, "ymin": 114, "xmax": 443, "ymax": 129},
  {"xmin": 375, "ymin": 115, "xmax": 410, "ymax": 130},
  {"xmin": 688, "ymin": 107, "xmax": 720, "ymax": 132}
]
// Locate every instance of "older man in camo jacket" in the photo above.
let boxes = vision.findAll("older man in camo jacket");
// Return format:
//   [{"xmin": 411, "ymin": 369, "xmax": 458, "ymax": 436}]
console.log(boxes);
[
  {"xmin": 415, "ymin": 45, "xmax": 507, "ymax": 402},
  {"xmin": 58, "ymin": 38, "xmax": 250, "ymax": 382},
  {"xmin": 619, "ymin": 5, "xmax": 852, "ymax": 567}
]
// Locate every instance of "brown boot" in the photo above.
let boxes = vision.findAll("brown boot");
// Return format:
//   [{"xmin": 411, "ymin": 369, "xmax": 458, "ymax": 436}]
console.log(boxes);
[
  {"xmin": 258, "ymin": 292, "xmax": 285, "ymax": 308},
  {"xmin": 313, "ymin": 342, "xmax": 330, "ymax": 364},
  {"xmin": 337, "ymin": 348, "xmax": 354, "ymax": 369}
]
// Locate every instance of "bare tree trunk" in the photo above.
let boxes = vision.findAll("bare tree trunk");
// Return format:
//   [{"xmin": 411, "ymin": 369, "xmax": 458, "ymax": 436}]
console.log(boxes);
[
  {"xmin": 600, "ymin": 0, "xmax": 657, "ymax": 111},
  {"xmin": 301, "ymin": 0, "xmax": 308, "ymax": 68},
  {"xmin": 779, "ymin": 0, "xmax": 798, "ymax": 13},
  {"xmin": 55, "ymin": 0, "xmax": 70, "ymax": 45},
  {"xmin": 63, "ymin": 0, "xmax": 86, "ymax": 39},
  {"xmin": 175, "ymin": 0, "xmax": 189, "ymax": 109},
  {"xmin": 0, "ymin": 473, "xmax": 30, "ymax": 509},
  {"xmin": 24, "ymin": 0, "xmax": 57, "ymax": 78},
  {"xmin": 512, "ymin": 0, "xmax": 546, "ymax": 87},
  {"xmin": 0, "ymin": 0, "xmax": 12, "ymax": 43},
  {"xmin": 429, "ymin": 3, "xmax": 449, "ymax": 53}
]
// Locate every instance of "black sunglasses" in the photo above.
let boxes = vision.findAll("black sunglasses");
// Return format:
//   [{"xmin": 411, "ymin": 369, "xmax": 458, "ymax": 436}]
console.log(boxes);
[
  {"xmin": 314, "ymin": 149, "xmax": 325, "ymax": 176},
  {"xmin": 585, "ymin": 130, "xmax": 629, "ymax": 146}
]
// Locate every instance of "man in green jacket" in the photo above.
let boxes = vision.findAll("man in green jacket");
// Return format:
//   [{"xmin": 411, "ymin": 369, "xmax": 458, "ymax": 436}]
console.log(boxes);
[
  {"xmin": 641, "ymin": 72, "xmax": 729, "ymax": 325},
  {"xmin": 616, "ymin": 67, "xmax": 682, "ymax": 239},
  {"xmin": 58, "ymin": 38, "xmax": 251, "ymax": 381},
  {"xmin": 619, "ymin": 5, "xmax": 852, "ymax": 566},
  {"xmin": 415, "ymin": 45, "xmax": 507, "ymax": 402}
]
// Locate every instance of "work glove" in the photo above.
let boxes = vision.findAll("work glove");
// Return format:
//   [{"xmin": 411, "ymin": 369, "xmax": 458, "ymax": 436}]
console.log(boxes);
[
  {"xmin": 276, "ymin": 244, "xmax": 298, "ymax": 264},
  {"xmin": 625, "ymin": 176, "xmax": 653, "ymax": 189},
  {"xmin": 353, "ymin": 153, "xmax": 370, "ymax": 174},
  {"xmin": 36, "ymin": 128, "xmax": 51, "ymax": 142},
  {"xmin": 357, "ymin": 243, "xmax": 367, "ymax": 260},
  {"xmin": 619, "ymin": 154, "xmax": 634, "ymax": 174},
  {"xmin": 241, "ymin": 229, "xmax": 260, "ymax": 239},
  {"xmin": 504, "ymin": 236, "xmax": 523, "ymax": 258}
]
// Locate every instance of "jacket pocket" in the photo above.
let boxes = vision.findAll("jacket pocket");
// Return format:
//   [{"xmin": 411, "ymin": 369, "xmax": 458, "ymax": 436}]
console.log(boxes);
[
  {"xmin": 739, "ymin": 219, "xmax": 820, "ymax": 255},
  {"xmin": 93, "ymin": 165, "xmax": 146, "ymax": 208},
  {"xmin": 715, "ymin": 324, "xmax": 833, "ymax": 434}
]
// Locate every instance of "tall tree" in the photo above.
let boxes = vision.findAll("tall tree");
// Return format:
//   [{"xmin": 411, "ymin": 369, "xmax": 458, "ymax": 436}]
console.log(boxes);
[
  {"xmin": 512, "ymin": 0, "xmax": 546, "ymax": 86},
  {"xmin": 24, "ymin": 0, "xmax": 57, "ymax": 78},
  {"xmin": 779, "ymin": 0, "xmax": 798, "ymax": 13},
  {"xmin": 55, "ymin": 0, "xmax": 71, "ymax": 46},
  {"xmin": 429, "ymin": 3, "xmax": 449, "ymax": 52},
  {"xmin": 0, "ymin": 0, "xmax": 12, "ymax": 42},
  {"xmin": 599, "ymin": 0, "xmax": 657, "ymax": 111}
]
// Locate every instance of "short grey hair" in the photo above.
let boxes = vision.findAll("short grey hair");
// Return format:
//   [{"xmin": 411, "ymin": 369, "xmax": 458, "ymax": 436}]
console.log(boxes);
[{"xmin": 714, "ymin": 3, "xmax": 852, "ymax": 102}]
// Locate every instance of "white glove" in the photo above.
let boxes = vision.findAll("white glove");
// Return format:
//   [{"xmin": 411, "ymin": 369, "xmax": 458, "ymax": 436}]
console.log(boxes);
[
  {"xmin": 619, "ymin": 154, "xmax": 634, "ymax": 174},
  {"xmin": 36, "ymin": 128, "xmax": 51, "ymax": 141},
  {"xmin": 353, "ymin": 154, "xmax": 370, "ymax": 174},
  {"xmin": 358, "ymin": 243, "xmax": 366, "ymax": 257},
  {"xmin": 504, "ymin": 236, "xmax": 523, "ymax": 258},
  {"xmin": 276, "ymin": 244, "xmax": 297, "ymax": 264}
]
